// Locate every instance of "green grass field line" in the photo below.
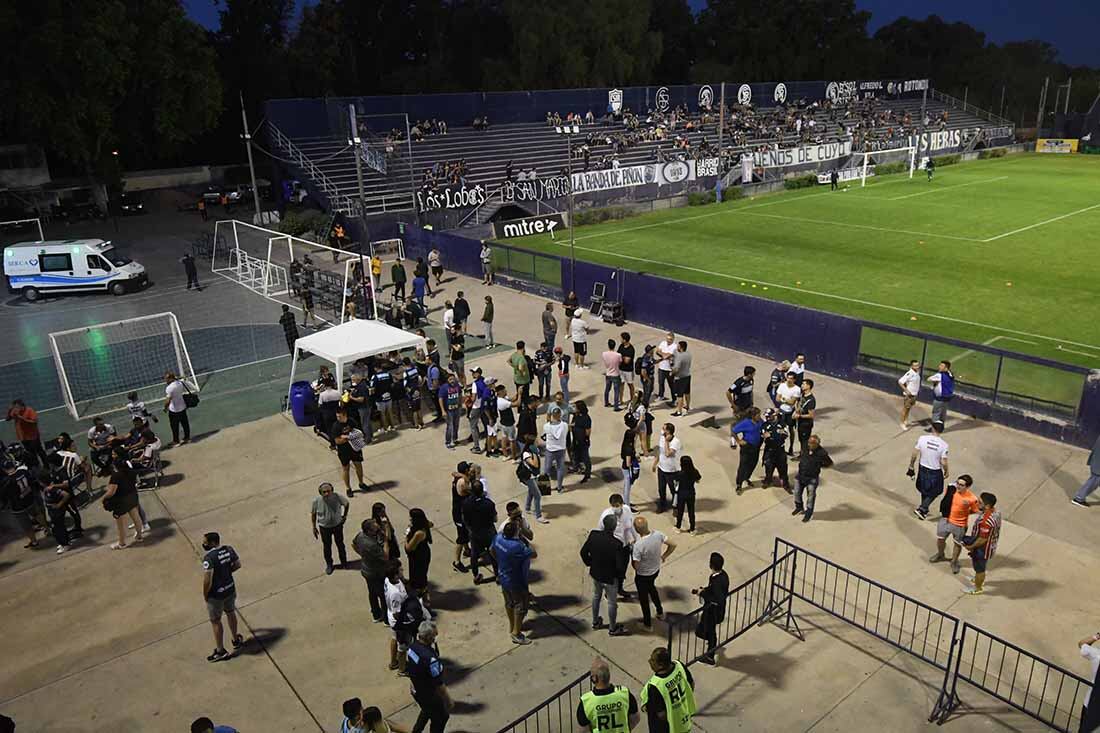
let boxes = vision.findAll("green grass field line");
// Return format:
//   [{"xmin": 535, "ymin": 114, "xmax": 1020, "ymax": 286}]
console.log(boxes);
[{"xmin": 501, "ymin": 153, "xmax": 1100, "ymax": 369}]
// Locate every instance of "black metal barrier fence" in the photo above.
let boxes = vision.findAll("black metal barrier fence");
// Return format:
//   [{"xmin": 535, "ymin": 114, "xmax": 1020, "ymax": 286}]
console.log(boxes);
[
  {"xmin": 934, "ymin": 622, "xmax": 1091, "ymax": 732},
  {"xmin": 497, "ymin": 540, "xmax": 1090, "ymax": 732},
  {"xmin": 667, "ymin": 549, "xmax": 796, "ymax": 665},
  {"xmin": 773, "ymin": 539, "xmax": 1092, "ymax": 730}
]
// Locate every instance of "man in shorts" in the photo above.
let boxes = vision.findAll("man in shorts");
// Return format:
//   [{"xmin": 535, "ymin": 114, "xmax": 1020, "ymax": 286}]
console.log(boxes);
[
  {"xmin": 202, "ymin": 531, "xmax": 243, "ymax": 662},
  {"xmin": 491, "ymin": 520, "xmax": 537, "ymax": 645},
  {"xmin": 929, "ymin": 474, "xmax": 980, "ymax": 574},
  {"xmin": 495, "ymin": 384, "xmax": 518, "ymax": 461},
  {"xmin": 331, "ymin": 408, "xmax": 368, "ymax": 497},
  {"xmin": 569, "ymin": 308, "xmax": 590, "ymax": 369},
  {"xmin": 955, "ymin": 492, "xmax": 1000, "ymax": 595},
  {"xmin": 671, "ymin": 341, "xmax": 693, "ymax": 416}
]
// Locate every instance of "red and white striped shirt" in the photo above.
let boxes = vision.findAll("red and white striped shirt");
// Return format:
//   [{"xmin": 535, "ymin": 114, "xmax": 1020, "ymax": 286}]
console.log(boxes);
[{"xmin": 977, "ymin": 510, "xmax": 1002, "ymax": 559}]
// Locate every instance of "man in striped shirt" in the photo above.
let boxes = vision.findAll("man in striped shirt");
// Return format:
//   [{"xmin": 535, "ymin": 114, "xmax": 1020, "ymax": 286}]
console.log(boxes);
[{"xmin": 955, "ymin": 492, "xmax": 1000, "ymax": 596}]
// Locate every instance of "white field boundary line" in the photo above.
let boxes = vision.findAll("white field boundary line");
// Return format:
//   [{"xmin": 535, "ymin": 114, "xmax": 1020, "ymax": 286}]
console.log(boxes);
[
  {"xmin": 948, "ymin": 336, "xmax": 1037, "ymax": 364},
  {"xmin": 982, "ymin": 202, "xmax": 1100, "ymax": 242},
  {"xmin": 1056, "ymin": 344, "xmax": 1100, "ymax": 360},
  {"xmin": 738, "ymin": 210, "xmax": 983, "ymax": 242},
  {"xmin": 888, "ymin": 176, "xmax": 1009, "ymax": 201},
  {"xmin": 564, "ymin": 240, "xmax": 1100, "ymax": 353}
]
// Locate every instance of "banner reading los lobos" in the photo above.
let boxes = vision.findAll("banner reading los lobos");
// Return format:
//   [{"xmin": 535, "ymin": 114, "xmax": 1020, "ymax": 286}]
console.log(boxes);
[
  {"xmin": 752, "ymin": 140, "xmax": 852, "ymax": 168},
  {"xmin": 417, "ymin": 183, "xmax": 487, "ymax": 212}
]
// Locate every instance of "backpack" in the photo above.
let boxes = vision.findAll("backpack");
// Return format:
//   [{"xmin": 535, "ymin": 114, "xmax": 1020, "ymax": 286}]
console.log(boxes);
[
  {"xmin": 516, "ymin": 457, "xmax": 534, "ymax": 482},
  {"xmin": 396, "ymin": 593, "xmax": 424, "ymax": 634},
  {"xmin": 525, "ymin": 355, "xmax": 537, "ymax": 381}
]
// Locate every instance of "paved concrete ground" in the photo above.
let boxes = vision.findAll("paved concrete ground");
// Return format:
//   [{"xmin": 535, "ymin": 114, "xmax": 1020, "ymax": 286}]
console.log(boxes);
[{"xmin": 1, "ymin": 239, "xmax": 1096, "ymax": 732}]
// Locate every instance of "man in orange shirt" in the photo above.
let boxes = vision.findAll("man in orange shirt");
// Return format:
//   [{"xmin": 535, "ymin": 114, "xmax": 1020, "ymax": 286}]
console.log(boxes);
[
  {"xmin": 6, "ymin": 399, "xmax": 49, "ymax": 468},
  {"xmin": 929, "ymin": 474, "xmax": 980, "ymax": 574}
]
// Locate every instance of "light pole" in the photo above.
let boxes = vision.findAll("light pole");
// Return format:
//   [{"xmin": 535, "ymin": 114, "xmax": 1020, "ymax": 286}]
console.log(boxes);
[
  {"xmin": 347, "ymin": 105, "xmax": 370, "ymax": 320},
  {"xmin": 556, "ymin": 124, "xmax": 579, "ymax": 291},
  {"xmin": 239, "ymin": 93, "xmax": 262, "ymax": 224}
]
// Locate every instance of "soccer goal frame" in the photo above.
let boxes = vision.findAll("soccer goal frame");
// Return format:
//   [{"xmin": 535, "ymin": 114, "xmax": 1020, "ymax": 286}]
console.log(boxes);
[
  {"xmin": 370, "ymin": 238, "xmax": 405, "ymax": 262},
  {"xmin": 0, "ymin": 217, "xmax": 45, "ymax": 242},
  {"xmin": 48, "ymin": 312, "xmax": 199, "ymax": 420},
  {"xmin": 861, "ymin": 146, "xmax": 917, "ymax": 187},
  {"xmin": 340, "ymin": 257, "xmax": 380, "ymax": 322}
]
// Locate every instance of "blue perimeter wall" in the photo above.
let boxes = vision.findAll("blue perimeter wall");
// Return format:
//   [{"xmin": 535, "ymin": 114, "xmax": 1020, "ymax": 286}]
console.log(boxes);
[{"xmin": 389, "ymin": 225, "xmax": 1100, "ymax": 448}]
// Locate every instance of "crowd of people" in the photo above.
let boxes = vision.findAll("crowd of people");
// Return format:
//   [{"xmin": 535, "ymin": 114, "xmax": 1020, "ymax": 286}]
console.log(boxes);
[
  {"xmin": 410, "ymin": 118, "xmax": 449, "ymax": 142},
  {"xmin": 12, "ymin": 241, "xmax": 1097, "ymax": 733}
]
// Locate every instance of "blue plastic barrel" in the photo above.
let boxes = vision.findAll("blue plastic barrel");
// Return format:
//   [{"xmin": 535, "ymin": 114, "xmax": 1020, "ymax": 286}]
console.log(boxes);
[{"xmin": 289, "ymin": 381, "xmax": 316, "ymax": 427}]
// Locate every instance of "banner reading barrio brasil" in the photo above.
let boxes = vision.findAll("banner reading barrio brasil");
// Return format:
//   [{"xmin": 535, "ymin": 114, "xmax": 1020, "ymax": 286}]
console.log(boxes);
[{"xmin": 753, "ymin": 141, "xmax": 852, "ymax": 168}]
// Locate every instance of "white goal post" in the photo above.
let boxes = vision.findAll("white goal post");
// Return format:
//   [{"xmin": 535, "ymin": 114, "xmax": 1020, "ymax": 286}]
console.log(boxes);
[
  {"xmin": 0, "ymin": 217, "xmax": 45, "ymax": 242},
  {"xmin": 48, "ymin": 312, "xmax": 198, "ymax": 420},
  {"xmin": 861, "ymin": 146, "xmax": 917, "ymax": 187},
  {"xmin": 370, "ymin": 238, "xmax": 405, "ymax": 262}
]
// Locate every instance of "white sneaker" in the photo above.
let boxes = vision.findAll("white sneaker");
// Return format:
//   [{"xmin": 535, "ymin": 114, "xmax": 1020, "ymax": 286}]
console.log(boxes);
[
  {"xmin": 128, "ymin": 522, "xmax": 136, "ymax": 530},
  {"xmin": 56, "ymin": 545, "xmax": 68, "ymax": 554},
  {"xmin": 535, "ymin": 516, "xmax": 550, "ymax": 524},
  {"xmin": 900, "ymin": 422, "xmax": 909, "ymax": 431},
  {"xmin": 141, "ymin": 523, "xmax": 151, "ymax": 533}
]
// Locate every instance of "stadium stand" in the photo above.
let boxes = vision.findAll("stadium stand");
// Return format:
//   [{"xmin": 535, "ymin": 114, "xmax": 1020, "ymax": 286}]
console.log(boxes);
[{"xmin": 273, "ymin": 94, "xmax": 996, "ymax": 219}]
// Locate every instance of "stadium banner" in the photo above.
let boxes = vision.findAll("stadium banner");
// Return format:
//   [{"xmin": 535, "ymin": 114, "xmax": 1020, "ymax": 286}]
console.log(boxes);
[
  {"xmin": 1036, "ymin": 138, "xmax": 1078, "ymax": 154},
  {"xmin": 357, "ymin": 142, "xmax": 386, "ymax": 174},
  {"xmin": 753, "ymin": 141, "xmax": 852, "ymax": 168},
  {"xmin": 817, "ymin": 167, "xmax": 869, "ymax": 184},
  {"xmin": 908, "ymin": 129, "xmax": 963, "ymax": 155},
  {"xmin": 570, "ymin": 164, "xmax": 654, "ymax": 193},
  {"xmin": 985, "ymin": 125, "xmax": 1015, "ymax": 141},
  {"xmin": 655, "ymin": 159, "xmax": 696, "ymax": 185},
  {"xmin": 500, "ymin": 175, "xmax": 571, "ymax": 203},
  {"xmin": 696, "ymin": 157, "xmax": 721, "ymax": 177},
  {"xmin": 493, "ymin": 213, "xmax": 567, "ymax": 240},
  {"xmin": 416, "ymin": 183, "xmax": 487, "ymax": 212}
]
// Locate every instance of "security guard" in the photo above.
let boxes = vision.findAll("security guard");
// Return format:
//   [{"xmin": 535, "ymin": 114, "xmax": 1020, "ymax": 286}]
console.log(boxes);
[
  {"xmin": 576, "ymin": 657, "xmax": 639, "ymax": 732},
  {"xmin": 640, "ymin": 647, "xmax": 696, "ymax": 733}
]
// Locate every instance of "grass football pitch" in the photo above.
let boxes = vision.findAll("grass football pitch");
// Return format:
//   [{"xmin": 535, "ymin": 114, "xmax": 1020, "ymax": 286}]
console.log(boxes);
[{"xmin": 502, "ymin": 152, "xmax": 1100, "ymax": 412}]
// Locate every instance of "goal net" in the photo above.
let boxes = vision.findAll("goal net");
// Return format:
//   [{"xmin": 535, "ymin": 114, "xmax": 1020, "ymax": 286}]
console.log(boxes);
[
  {"xmin": 861, "ymin": 146, "xmax": 916, "ymax": 187},
  {"xmin": 49, "ymin": 313, "xmax": 198, "ymax": 420},
  {"xmin": 370, "ymin": 238, "xmax": 405, "ymax": 262}
]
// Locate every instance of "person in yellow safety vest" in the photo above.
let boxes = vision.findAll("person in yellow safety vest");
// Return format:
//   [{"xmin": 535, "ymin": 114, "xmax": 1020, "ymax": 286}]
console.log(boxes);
[
  {"xmin": 576, "ymin": 657, "xmax": 640, "ymax": 732},
  {"xmin": 640, "ymin": 647, "xmax": 696, "ymax": 733},
  {"xmin": 371, "ymin": 255, "xmax": 383, "ymax": 281}
]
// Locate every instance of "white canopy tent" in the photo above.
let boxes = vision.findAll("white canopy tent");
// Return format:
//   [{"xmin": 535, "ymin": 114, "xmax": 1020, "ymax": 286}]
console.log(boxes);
[{"xmin": 287, "ymin": 319, "xmax": 426, "ymax": 398}]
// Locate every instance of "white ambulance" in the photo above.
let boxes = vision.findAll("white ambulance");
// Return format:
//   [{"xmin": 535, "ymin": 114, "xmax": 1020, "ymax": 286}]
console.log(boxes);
[{"xmin": 3, "ymin": 239, "xmax": 149, "ymax": 301}]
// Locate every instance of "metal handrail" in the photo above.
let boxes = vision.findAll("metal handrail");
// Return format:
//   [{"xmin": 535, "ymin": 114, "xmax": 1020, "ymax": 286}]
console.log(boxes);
[
  {"xmin": 930, "ymin": 88, "xmax": 1013, "ymax": 126},
  {"xmin": 266, "ymin": 121, "xmax": 356, "ymax": 213}
]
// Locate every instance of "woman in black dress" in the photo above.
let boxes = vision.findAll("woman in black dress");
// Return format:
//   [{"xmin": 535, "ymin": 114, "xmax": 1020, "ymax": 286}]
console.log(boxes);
[
  {"xmin": 404, "ymin": 507, "xmax": 434, "ymax": 607},
  {"xmin": 103, "ymin": 449, "xmax": 144, "ymax": 549},
  {"xmin": 675, "ymin": 455, "xmax": 701, "ymax": 534}
]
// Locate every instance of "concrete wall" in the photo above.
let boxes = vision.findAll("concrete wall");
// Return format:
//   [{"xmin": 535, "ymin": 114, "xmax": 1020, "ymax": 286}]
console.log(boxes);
[
  {"xmin": 123, "ymin": 166, "xmax": 211, "ymax": 192},
  {"xmin": 0, "ymin": 144, "xmax": 50, "ymax": 188}
]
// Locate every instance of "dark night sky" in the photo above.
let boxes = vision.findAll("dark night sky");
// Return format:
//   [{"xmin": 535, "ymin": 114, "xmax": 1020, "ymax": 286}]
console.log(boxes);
[{"xmin": 183, "ymin": 0, "xmax": 1098, "ymax": 67}]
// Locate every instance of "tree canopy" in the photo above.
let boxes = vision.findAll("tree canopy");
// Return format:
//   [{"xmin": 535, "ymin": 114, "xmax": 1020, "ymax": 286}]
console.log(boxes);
[{"xmin": 2, "ymin": 0, "xmax": 1095, "ymax": 177}]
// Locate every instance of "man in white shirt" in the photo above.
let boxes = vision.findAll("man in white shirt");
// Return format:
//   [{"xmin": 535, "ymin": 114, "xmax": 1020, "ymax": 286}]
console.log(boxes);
[
  {"xmin": 898, "ymin": 360, "xmax": 921, "ymax": 430},
  {"xmin": 775, "ymin": 372, "xmax": 801, "ymax": 456},
  {"xmin": 788, "ymin": 353, "xmax": 807, "ymax": 386},
  {"xmin": 1078, "ymin": 631, "xmax": 1100, "ymax": 693},
  {"xmin": 908, "ymin": 421, "xmax": 949, "ymax": 520},
  {"xmin": 163, "ymin": 371, "xmax": 191, "ymax": 445},
  {"xmin": 651, "ymin": 423, "xmax": 682, "ymax": 513},
  {"xmin": 656, "ymin": 332, "xmax": 678, "ymax": 403},
  {"xmin": 631, "ymin": 516, "xmax": 676, "ymax": 629},
  {"xmin": 569, "ymin": 309, "xmax": 590, "ymax": 369},
  {"xmin": 442, "ymin": 301, "xmax": 455, "ymax": 345},
  {"xmin": 541, "ymin": 407, "xmax": 569, "ymax": 493},
  {"xmin": 597, "ymin": 494, "xmax": 637, "ymax": 600}
]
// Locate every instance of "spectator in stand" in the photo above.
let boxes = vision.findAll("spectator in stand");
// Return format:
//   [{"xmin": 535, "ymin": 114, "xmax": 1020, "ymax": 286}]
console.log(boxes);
[
  {"xmin": 491, "ymin": 520, "xmax": 537, "ymax": 645},
  {"xmin": 6, "ymin": 399, "xmax": 49, "ymax": 468}
]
